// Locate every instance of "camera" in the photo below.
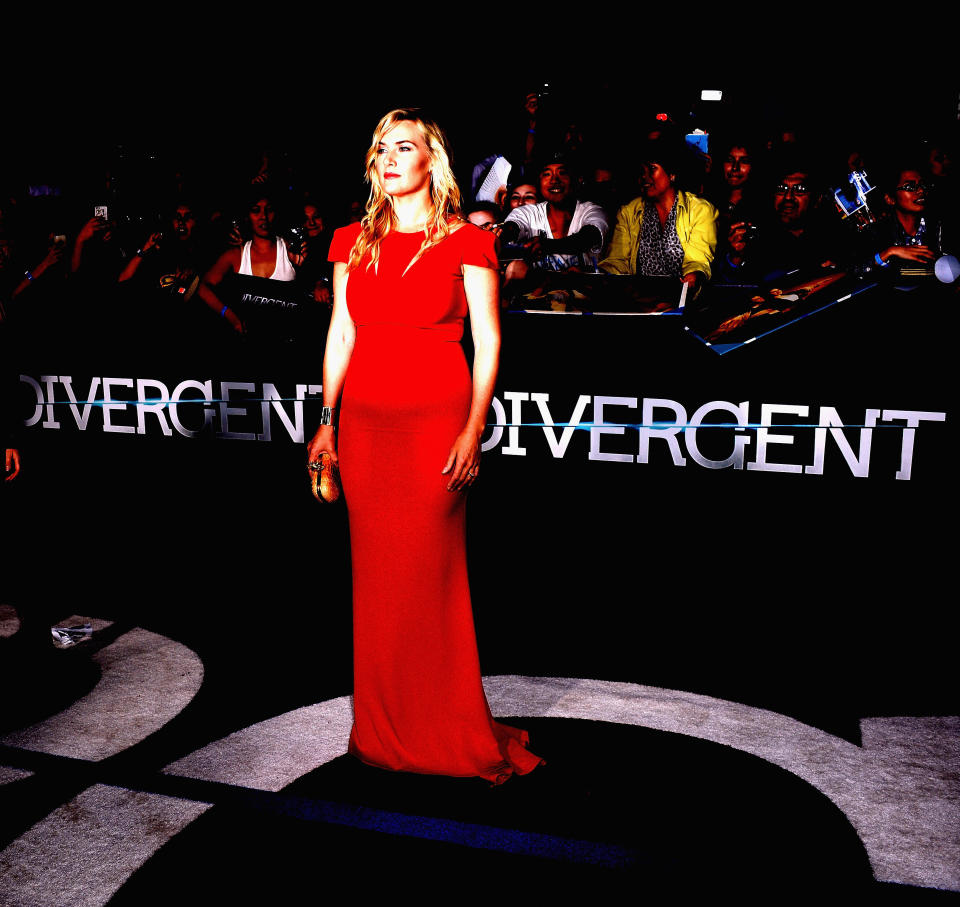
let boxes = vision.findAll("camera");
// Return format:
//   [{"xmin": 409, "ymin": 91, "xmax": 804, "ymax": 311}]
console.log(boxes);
[
  {"xmin": 285, "ymin": 225, "xmax": 306, "ymax": 256},
  {"xmin": 832, "ymin": 170, "xmax": 877, "ymax": 231}
]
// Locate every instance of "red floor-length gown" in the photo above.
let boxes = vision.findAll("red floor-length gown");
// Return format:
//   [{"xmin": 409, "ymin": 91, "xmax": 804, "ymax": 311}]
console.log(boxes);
[{"xmin": 327, "ymin": 221, "xmax": 542, "ymax": 783}]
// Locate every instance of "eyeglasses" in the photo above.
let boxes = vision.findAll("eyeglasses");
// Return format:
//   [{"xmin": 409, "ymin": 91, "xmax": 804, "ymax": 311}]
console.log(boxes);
[
  {"xmin": 895, "ymin": 181, "xmax": 928, "ymax": 193},
  {"xmin": 774, "ymin": 184, "xmax": 809, "ymax": 197}
]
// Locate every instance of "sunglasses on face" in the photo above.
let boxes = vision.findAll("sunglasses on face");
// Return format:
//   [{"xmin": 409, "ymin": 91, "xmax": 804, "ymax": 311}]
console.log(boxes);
[
  {"xmin": 774, "ymin": 184, "xmax": 809, "ymax": 197},
  {"xmin": 896, "ymin": 181, "xmax": 928, "ymax": 193}
]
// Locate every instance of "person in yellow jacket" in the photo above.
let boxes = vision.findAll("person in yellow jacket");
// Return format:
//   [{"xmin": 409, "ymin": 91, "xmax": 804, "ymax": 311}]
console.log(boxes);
[{"xmin": 600, "ymin": 138, "xmax": 718, "ymax": 293}]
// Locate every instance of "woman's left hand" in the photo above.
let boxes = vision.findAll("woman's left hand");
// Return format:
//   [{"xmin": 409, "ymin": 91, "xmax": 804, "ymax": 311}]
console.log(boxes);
[{"xmin": 441, "ymin": 428, "xmax": 481, "ymax": 492}]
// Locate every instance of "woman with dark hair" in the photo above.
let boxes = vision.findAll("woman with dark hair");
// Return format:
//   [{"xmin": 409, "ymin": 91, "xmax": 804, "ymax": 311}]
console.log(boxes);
[
  {"xmin": 506, "ymin": 181, "xmax": 539, "ymax": 211},
  {"xmin": 306, "ymin": 108, "xmax": 542, "ymax": 784},
  {"xmin": 601, "ymin": 138, "xmax": 718, "ymax": 292},
  {"xmin": 297, "ymin": 196, "xmax": 333, "ymax": 306},
  {"xmin": 196, "ymin": 187, "xmax": 304, "ymax": 332},
  {"xmin": 465, "ymin": 201, "xmax": 502, "ymax": 230},
  {"xmin": 861, "ymin": 161, "xmax": 948, "ymax": 277},
  {"xmin": 705, "ymin": 136, "xmax": 764, "ymax": 234},
  {"xmin": 118, "ymin": 201, "xmax": 207, "ymax": 294}
]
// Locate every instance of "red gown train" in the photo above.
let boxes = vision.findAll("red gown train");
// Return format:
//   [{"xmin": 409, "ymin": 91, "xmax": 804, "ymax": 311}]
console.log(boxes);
[{"xmin": 327, "ymin": 222, "xmax": 542, "ymax": 784}]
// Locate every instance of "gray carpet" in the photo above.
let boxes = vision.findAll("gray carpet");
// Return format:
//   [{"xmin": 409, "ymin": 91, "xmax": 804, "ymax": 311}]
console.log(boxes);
[
  {"xmin": 1, "ymin": 619, "xmax": 203, "ymax": 762},
  {"xmin": 1, "ymin": 618, "xmax": 957, "ymax": 904}
]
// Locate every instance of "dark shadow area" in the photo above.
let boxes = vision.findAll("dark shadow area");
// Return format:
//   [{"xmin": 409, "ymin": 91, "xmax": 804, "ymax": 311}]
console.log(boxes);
[{"xmin": 112, "ymin": 719, "xmax": 875, "ymax": 899}]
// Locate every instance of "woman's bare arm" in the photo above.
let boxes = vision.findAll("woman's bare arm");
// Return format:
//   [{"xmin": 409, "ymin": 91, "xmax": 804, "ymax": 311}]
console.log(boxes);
[
  {"xmin": 442, "ymin": 263, "xmax": 500, "ymax": 491},
  {"xmin": 306, "ymin": 261, "xmax": 356, "ymax": 465}
]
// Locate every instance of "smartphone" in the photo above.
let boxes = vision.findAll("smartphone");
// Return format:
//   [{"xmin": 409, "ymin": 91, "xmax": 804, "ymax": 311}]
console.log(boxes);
[{"xmin": 94, "ymin": 205, "xmax": 109, "ymax": 220}]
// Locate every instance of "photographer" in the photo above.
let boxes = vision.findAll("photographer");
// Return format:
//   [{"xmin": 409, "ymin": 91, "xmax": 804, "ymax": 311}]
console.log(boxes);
[
  {"xmin": 118, "ymin": 202, "xmax": 209, "ymax": 288},
  {"xmin": 717, "ymin": 150, "xmax": 845, "ymax": 284},
  {"xmin": 117, "ymin": 202, "xmax": 215, "ymax": 341},
  {"xmin": 70, "ymin": 212, "xmax": 116, "ymax": 278}
]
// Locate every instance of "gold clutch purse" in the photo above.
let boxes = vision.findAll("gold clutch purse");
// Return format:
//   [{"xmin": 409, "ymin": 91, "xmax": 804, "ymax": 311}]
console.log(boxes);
[{"xmin": 308, "ymin": 452, "xmax": 341, "ymax": 504}]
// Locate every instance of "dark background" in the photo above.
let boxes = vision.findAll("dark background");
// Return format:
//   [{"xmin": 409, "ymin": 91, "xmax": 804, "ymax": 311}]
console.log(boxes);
[
  {"xmin": 3, "ymin": 31, "xmax": 958, "ymax": 744},
  {"xmin": 6, "ymin": 276, "xmax": 954, "ymax": 746}
]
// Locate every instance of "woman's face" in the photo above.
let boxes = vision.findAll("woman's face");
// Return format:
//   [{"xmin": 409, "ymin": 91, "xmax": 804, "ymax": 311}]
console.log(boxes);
[
  {"xmin": 723, "ymin": 147, "xmax": 752, "ymax": 187},
  {"xmin": 467, "ymin": 209, "xmax": 497, "ymax": 229},
  {"xmin": 891, "ymin": 169, "xmax": 928, "ymax": 214},
  {"xmin": 172, "ymin": 205, "xmax": 196, "ymax": 241},
  {"xmin": 248, "ymin": 199, "xmax": 276, "ymax": 238},
  {"xmin": 640, "ymin": 162, "xmax": 673, "ymax": 200},
  {"xmin": 508, "ymin": 184, "xmax": 538, "ymax": 208},
  {"xmin": 375, "ymin": 121, "xmax": 433, "ymax": 198},
  {"xmin": 303, "ymin": 204, "xmax": 324, "ymax": 238}
]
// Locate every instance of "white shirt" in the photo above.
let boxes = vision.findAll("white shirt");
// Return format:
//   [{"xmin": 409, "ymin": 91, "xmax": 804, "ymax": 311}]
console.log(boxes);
[
  {"xmin": 239, "ymin": 237, "xmax": 297, "ymax": 281},
  {"xmin": 505, "ymin": 200, "xmax": 609, "ymax": 272}
]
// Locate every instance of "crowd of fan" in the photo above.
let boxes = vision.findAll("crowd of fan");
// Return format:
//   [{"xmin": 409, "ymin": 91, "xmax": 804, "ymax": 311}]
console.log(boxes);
[{"xmin": 1, "ymin": 88, "xmax": 957, "ymax": 340}]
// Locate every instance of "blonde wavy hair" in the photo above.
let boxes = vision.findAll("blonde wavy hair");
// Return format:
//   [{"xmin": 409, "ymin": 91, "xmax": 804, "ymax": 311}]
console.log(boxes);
[{"xmin": 346, "ymin": 108, "xmax": 464, "ymax": 274}]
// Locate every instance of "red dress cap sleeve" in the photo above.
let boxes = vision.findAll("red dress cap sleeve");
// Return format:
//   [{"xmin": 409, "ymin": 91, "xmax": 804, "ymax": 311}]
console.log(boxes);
[
  {"xmin": 458, "ymin": 223, "xmax": 499, "ymax": 270},
  {"xmin": 328, "ymin": 223, "xmax": 363, "ymax": 264}
]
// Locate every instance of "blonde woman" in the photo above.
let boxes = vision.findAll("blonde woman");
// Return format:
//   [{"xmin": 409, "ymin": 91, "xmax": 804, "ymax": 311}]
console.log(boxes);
[{"xmin": 307, "ymin": 109, "xmax": 542, "ymax": 783}]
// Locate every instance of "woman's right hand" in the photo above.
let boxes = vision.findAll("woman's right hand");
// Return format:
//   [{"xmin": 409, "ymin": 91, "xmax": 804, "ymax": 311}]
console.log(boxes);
[
  {"xmin": 727, "ymin": 221, "xmax": 750, "ymax": 255},
  {"xmin": 77, "ymin": 216, "xmax": 108, "ymax": 245},
  {"xmin": 307, "ymin": 424, "xmax": 337, "ymax": 467},
  {"xmin": 883, "ymin": 245, "xmax": 936, "ymax": 264},
  {"xmin": 227, "ymin": 223, "xmax": 244, "ymax": 248},
  {"xmin": 222, "ymin": 307, "xmax": 245, "ymax": 334},
  {"xmin": 34, "ymin": 241, "xmax": 66, "ymax": 276},
  {"xmin": 142, "ymin": 230, "xmax": 163, "ymax": 254}
]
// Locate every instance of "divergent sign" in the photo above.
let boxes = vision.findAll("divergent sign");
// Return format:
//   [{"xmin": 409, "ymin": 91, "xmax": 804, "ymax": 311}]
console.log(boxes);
[{"xmin": 19, "ymin": 374, "xmax": 947, "ymax": 482}]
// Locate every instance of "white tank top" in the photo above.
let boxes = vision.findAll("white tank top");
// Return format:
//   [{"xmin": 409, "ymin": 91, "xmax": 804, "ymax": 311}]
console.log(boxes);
[{"xmin": 239, "ymin": 237, "xmax": 297, "ymax": 281}]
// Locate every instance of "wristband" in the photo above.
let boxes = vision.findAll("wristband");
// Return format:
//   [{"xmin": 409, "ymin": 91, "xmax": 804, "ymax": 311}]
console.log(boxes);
[
  {"xmin": 220, "ymin": 305, "xmax": 229, "ymax": 318},
  {"xmin": 874, "ymin": 252, "xmax": 890, "ymax": 268},
  {"xmin": 24, "ymin": 270, "xmax": 34, "ymax": 282}
]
